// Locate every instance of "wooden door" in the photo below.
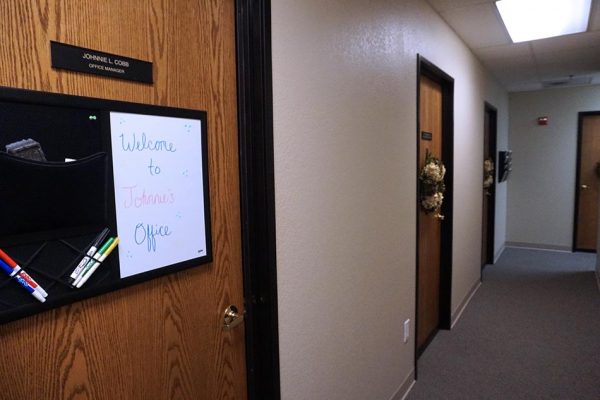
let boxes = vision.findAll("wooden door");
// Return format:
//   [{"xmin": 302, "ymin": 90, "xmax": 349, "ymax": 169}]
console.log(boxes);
[
  {"xmin": 417, "ymin": 75, "xmax": 443, "ymax": 351},
  {"xmin": 0, "ymin": 2, "xmax": 247, "ymax": 400},
  {"xmin": 481, "ymin": 104, "xmax": 496, "ymax": 268},
  {"xmin": 575, "ymin": 114, "xmax": 600, "ymax": 251},
  {"xmin": 482, "ymin": 110, "xmax": 490, "ymax": 266}
]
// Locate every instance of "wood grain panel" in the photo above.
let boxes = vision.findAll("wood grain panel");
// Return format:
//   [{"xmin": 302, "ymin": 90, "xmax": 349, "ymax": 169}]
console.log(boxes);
[
  {"xmin": 417, "ymin": 75, "xmax": 442, "ymax": 350},
  {"xmin": 576, "ymin": 115, "xmax": 600, "ymax": 251},
  {"xmin": 0, "ymin": 1, "xmax": 246, "ymax": 399}
]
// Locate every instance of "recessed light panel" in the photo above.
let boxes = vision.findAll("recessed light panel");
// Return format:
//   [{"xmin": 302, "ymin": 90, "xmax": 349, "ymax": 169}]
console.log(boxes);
[{"xmin": 496, "ymin": 0, "xmax": 591, "ymax": 43}]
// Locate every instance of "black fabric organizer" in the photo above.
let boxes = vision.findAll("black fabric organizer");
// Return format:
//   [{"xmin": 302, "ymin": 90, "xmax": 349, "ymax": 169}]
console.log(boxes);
[
  {"xmin": 0, "ymin": 234, "xmax": 118, "ymax": 322},
  {"xmin": 0, "ymin": 151, "xmax": 108, "ymax": 240},
  {"xmin": 0, "ymin": 86, "xmax": 212, "ymax": 325},
  {"xmin": 0, "ymin": 148, "xmax": 116, "ymax": 322}
]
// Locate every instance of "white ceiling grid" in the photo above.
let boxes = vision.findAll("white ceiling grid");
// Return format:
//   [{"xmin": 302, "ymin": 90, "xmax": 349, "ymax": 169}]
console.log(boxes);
[{"xmin": 426, "ymin": 0, "xmax": 600, "ymax": 91}]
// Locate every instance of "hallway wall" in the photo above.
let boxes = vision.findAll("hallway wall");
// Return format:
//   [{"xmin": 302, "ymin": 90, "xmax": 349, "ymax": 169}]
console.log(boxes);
[
  {"xmin": 508, "ymin": 85, "xmax": 600, "ymax": 250},
  {"xmin": 272, "ymin": 1, "xmax": 508, "ymax": 399}
]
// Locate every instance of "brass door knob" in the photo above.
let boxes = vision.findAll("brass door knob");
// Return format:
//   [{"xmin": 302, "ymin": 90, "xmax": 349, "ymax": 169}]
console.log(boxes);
[
  {"xmin": 581, "ymin": 184, "xmax": 590, "ymax": 190},
  {"xmin": 223, "ymin": 305, "xmax": 245, "ymax": 330}
]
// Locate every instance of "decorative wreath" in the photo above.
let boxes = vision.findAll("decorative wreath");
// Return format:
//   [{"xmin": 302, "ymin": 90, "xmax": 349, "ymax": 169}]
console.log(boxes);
[
  {"xmin": 419, "ymin": 149, "xmax": 446, "ymax": 219},
  {"xmin": 483, "ymin": 158, "xmax": 495, "ymax": 195}
]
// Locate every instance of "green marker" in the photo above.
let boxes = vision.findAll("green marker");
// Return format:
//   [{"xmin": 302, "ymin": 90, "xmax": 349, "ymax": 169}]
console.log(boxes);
[
  {"xmin": 72, "ymin": 237, "xmax": 114, "ymax": 288},
  {"xmin": 76, "ymin": 238, "xmax": 119, "ymax": 289}
]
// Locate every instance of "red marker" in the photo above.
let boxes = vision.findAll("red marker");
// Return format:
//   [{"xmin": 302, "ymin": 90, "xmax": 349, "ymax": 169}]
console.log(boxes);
[{"xmin": 0, "ymin": 249, "xmax": 48, "ymax": 298}]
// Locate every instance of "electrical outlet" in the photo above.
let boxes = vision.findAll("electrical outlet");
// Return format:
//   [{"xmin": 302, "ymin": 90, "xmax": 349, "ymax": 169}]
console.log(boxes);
[{"xmin": 404, "ymin": 319, "xmax": 410, "ymax": 343}]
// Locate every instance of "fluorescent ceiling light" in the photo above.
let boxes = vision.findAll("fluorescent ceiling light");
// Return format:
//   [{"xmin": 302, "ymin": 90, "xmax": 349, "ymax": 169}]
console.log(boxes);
[{"xmin": 496, "ymin": 0, "xmax": 591, "ymax": 43}]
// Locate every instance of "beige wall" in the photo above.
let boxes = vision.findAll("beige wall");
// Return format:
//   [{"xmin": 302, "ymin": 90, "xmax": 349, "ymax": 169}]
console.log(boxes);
[
  {"xmin": 508, "ymin": 85, "xmax": 600, "ymax": 249},
  {"xmin": 272, "ymin": 1, "xmax": 508, "ymax": 399}
]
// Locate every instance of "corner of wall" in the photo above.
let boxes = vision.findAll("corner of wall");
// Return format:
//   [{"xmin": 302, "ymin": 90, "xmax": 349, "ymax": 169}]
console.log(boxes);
[
  {"xmin": 390, "ymin": 369, "xmax": 416, "ymax": 400},
  {"xmin": 451, "ymin": 279, "xmax": 481, "ymax": 328},
  {"xmin": 493, "ymin": 242, "xmax": 505, "ymax": 263}
]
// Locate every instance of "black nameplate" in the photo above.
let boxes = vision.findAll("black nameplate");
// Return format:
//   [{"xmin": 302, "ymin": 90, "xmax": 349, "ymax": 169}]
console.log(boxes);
[
  {"xmin": 421, "ymin": 131, "xmax": 433, "ymax": 141},
  {"xmin": 50, "ymin": 41, "xmax": 153, "ymax": 84}
]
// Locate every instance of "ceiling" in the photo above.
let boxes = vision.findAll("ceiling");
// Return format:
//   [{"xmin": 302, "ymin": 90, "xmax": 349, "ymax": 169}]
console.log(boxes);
[{"xmin": 426, "ymin": 0, "xmax": 600, "ymax": 91}]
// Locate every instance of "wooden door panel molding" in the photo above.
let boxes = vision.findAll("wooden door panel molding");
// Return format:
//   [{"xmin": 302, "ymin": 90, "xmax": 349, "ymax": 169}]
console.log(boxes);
[
  {"xmin": 574, "ymin": 112, "xmax": 600, "ymax": 252},
  {"xmin": 0, "ymin": 1, "xmax": 247, "ymax": 399}
]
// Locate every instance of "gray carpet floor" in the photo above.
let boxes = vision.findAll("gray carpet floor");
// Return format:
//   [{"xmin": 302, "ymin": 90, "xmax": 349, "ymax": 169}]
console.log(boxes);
[{"xmin": 406, "ymin": 248, "xmax": 600, "ymax": 400}]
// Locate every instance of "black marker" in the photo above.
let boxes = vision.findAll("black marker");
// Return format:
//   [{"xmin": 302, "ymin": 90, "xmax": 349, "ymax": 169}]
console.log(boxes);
[{"xmin": 68, "ymin": 228, "xmax": 109, "ymax": 285}]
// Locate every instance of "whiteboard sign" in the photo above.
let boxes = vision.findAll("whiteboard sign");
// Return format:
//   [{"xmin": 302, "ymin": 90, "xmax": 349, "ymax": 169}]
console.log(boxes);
[{"xmin": 110, "ymin": 112, "xmax": 209, "ymax": 278}]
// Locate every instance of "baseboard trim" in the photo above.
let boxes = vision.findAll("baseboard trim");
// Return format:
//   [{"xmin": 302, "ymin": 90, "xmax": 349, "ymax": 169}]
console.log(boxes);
[
  {"xmin": 505, "ymin": 241, "xmax": 571, "ymax": 253},
  {"xmin": 493, "ymin": 243, "xmax": 505, "ymax": 263},
  {"xmin": 389, "ymin": 369, "xmax": 415, "ymax": 400},
  {"xmin": 451, "ymin": 279, "xmax": 481, "ymax": 328}
]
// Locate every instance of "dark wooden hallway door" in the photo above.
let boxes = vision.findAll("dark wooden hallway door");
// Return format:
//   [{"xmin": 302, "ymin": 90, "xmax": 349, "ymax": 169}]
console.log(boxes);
[
  {"xmin": 482, "ymin": 103, "xmax": 497, "ymax": 268},
  {"xmin": 574, "ymin": 112, "xmax": 600, "ymax": 252},
  {"xmin": 416, "ymin": 57, "xmax": 454, "ymax": 362},
  {"xmin": 417, "ymin": 74, "xmax": 443, "ymax": 352}
]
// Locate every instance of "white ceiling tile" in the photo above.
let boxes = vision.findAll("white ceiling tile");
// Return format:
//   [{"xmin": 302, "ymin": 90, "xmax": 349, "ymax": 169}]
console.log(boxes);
[
  {"xmin": 535, "ymin": 46, "xmax": 600, "ymax": 84},
  {"xmin": 531, "ymin": 31, "xmax": 600, "ymax": 54},
  {"xmin": 493, "ymin": 64, "xmax": 539, "ymax": 83},
  {"xmin": 427, "ymin": 0, "xmax": 600, "ymax": 91},
  {"xmin": 506, "ymin": 81, "xmax": 544, "ymax": 92},
  {"xmin": 479, "ymin": 53, "xmax": 537, "ymax": 71},
  {"xmin": 480, "ymin": 57, "xmax": 539, "ymax": 88},
  {"xmin": 426, "ymin": 0, "xmax": 497, "ymax": 13},
  {"xmin": 534, "ymin": 45, "xmax": 600, "ymax": 65},
  {"xmin": 439, "ymin": 3, "xmax": 511, "ymax": 48},
  {"xmin": 474, "ymin": 43, "xmax": 533, "ymax": 61},
  {"xmin": 537, "ymin": 63, "xmax": 600, "ymax": 80},
  {"xmin": 536, "ymin": 64, "xmax": 590, "ymax": 78}
]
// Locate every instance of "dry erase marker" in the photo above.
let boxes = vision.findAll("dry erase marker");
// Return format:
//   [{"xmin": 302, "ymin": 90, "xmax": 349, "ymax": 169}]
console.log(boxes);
[
  {"xmin": 69, "ymin": 228, "xmax": 109, "ymax": 284},
  {"xmin": 76, "ymin": 238, "xmax": 119, "ymax": 289},
  {"xmin": 0, "ymin": 259, "xmax": 45, "ymax": 303},
  {"xmin": 72, "ymin": 237, "xmax": 114, "ymax": 287},
  {"xmin": 13, "ymin": 267, "xmax": 48, "ymax": 298},
  {"xmin": 0, "ymin": 248, "xmax": 48, "ymax": 298},
  {"xmin": 72, "ymin": 237, "xmax": 114, "ymax": 288}
]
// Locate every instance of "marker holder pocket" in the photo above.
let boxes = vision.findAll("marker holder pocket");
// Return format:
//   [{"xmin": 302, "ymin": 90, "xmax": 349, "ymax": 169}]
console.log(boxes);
[
  {"xmin": 0, "ymin": 151, "xmax": 114, "ymax": 322},
  {"xmin": 0, "ymin": 232, "xmax": 118, "ymax": 323},
  {"xmin": 0, "ymin": 151, "xmax": 108, "ymax": 245}
]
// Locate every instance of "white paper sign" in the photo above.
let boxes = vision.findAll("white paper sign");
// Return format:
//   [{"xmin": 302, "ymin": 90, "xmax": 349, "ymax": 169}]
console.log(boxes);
[{"xmin": 110, "ymin": 112, "xmax": 207, "ymax": 278}]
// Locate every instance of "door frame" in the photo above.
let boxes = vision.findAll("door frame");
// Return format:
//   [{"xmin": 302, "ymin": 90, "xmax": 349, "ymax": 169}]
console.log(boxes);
[
  {"xmin": 415, "ymin": 55, "xmax": 454, "ymax": 367},
  {"xmin": 572, "ymin": 111, "xmax": 600, "ymax": 253},
  {"xmin": 482, "ymin": 102, "xmax": 497, "ymax": 270},
  {"xmin": 236, "ymin": 1, "xmax": 281, "ymax": 399}
]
